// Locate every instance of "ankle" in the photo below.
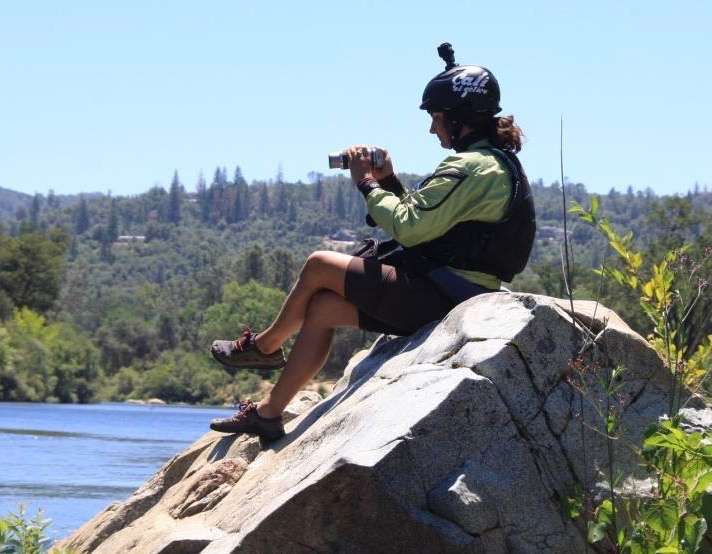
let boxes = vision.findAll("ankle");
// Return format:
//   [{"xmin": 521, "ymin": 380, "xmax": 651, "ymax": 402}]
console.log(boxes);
[
  {"xmin": 254, "ymin": 333, "xmax": 277, "ymax": 355},
  {"xmin": 256, "ymin": 401, "xmax": 282, "ymax": 419}
]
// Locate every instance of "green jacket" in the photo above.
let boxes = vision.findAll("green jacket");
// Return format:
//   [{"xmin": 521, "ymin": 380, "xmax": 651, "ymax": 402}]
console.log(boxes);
[{"xmin": 365, "ymin": 139, "xmax": 512, "ymax": 290}]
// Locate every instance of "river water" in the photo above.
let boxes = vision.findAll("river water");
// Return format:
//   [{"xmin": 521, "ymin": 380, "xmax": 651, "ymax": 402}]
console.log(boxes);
[{"xmin": 0, "ymin": 402, "xmax": 234, "ymax": 540}]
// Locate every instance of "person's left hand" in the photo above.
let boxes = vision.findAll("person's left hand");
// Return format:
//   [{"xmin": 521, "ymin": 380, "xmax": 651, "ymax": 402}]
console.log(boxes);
[{"xmin": 346, "ymin": 145, "xmax": 374, "ymax": 184}]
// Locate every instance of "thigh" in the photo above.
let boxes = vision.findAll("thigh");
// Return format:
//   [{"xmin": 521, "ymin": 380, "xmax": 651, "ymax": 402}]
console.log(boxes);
[
  {"xmin": 344, "ymin": 257, "xmax": 455, "ymax": 336},
  {"xmin": 304, "ymin": 290, "xmax": 360, "ymax": 328},
  {"xmin": 302, "ymin": 250, "xmax": 356, "ymax": 297}
]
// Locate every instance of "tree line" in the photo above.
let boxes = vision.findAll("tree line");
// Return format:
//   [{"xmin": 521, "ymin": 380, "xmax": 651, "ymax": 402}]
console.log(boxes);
[{"xmin": 0, "ymin": 167, "xmax": 710, "ymax": 404}]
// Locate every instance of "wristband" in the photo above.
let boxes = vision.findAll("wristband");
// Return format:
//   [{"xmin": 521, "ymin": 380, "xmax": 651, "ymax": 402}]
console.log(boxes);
[{"xmin": 356, "ymin": 177, "xmax": 380, "ymax": 199}]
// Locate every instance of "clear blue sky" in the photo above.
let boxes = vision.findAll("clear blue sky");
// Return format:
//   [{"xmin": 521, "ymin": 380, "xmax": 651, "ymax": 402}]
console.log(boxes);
[{"xmin": 1, "ymin": 1, "xmax": 710, "ymax": 197}]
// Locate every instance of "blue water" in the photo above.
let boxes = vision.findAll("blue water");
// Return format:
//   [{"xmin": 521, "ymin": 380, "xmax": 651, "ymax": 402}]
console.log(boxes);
[{"xmin": 0, "ymin": 402, "xmax": 234, "ymax": 540}]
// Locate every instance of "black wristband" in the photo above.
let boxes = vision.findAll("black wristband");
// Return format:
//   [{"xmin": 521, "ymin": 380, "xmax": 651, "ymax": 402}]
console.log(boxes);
[{"xmin": 356, "ymin": 177, "xmax": 380, "ymax": 199}]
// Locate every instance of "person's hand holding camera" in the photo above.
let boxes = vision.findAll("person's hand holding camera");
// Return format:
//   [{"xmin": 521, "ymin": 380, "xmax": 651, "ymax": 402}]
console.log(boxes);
[
  {"xmin": 370, "ymin": 148, "xmax": 394, "ymax": 181},
  {"xmin": 345, "ymin": 145, "xmax": 395, "ymax": 184},
  {"xmin": 346, "ymin": 145, "xmax": 375, "ymax": 184}
]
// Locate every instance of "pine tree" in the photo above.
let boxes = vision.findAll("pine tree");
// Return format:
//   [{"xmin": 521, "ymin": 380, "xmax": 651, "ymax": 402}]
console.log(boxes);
[
  {"xmin": 99, "ymin": 227, "xmax": 114, "ymax": 263},
  {"xmin": 258, "ymin": 183, "xmax": 270, "ymax": 215},
  {"xmin": 168, "ymin": 170, "xmax": 182, "ymax": 224},
  {"xmin": 241, "ymin": 182, "xmax": 250, "ymax": 220},
  {"xmin": 269, "ymin": 249, "xmax": 297, "ymax": 292},
  {"xmin": 75, "ymin": 195, "xmax": 91, "ymax": 234},
  {"xmin": 314, "ymin": 177, "xmax": 323, "ymax": 202},
  {"xmin": 196, "ymin": 173, "xmax": 210, "ymax": 223},
  {"xmin": 239, "ymin": 245, "xmax": 265, "ymax": 282},
  {"xmin": 287, "ymin": 198, "xmax": 297, "ymax": 223},
  {"xmin": 30, "ymin": 194, "xmax": 41, "ymax": 228},
  {"xmin": 233, "ymin": 165, "xmax": 246, "ymax": 186},
  {"xmin": 213, "ymin": 166, "xmax": 225, "ymax": 187},
  {"xmin": 158, "ymin": 314, "xmax": 177, "ymax": 349},
  {"xmin": 47, "ymin": 189, "xmax": 59, "ymax": 209},
  {"xmin": 228, "ymin": 185, "xmax": 241, "ymax": 224},
  {"xmin": 275, "ymin": 182, "xmax": 288, "ymax": 213},
  {"xmin": 211, "ymin": 167, "xmax": 226, "ymax": 221},
  {"xmin": 107, "ymin": 198, "xmax": 119, "ymax": 242}
]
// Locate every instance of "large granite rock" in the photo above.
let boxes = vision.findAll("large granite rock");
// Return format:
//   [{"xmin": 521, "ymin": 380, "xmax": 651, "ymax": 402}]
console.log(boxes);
[{"xmin": 60, "ymin": 293, "xmax": 710, "ymax": 553}]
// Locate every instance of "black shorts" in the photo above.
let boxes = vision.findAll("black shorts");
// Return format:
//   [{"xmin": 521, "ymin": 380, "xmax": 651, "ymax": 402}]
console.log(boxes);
[{"xmin": 343, "ymin": 257, "xmax": 457, "ymax": 336}]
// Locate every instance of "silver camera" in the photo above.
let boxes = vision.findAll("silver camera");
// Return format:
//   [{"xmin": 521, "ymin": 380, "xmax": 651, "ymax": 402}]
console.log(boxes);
[{"xmin": 328, "ymin": 148, "xmax": 385, "ymax": 170}]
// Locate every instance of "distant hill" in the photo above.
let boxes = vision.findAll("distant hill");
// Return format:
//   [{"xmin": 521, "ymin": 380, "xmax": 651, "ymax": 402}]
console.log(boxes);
[
  {"xmin": 0, "ymin": 186, "xmax": 32, "ymax": 220},
  {"xmin": 0, "ymin": 186, "xmax": 104, "ymax": 222}
]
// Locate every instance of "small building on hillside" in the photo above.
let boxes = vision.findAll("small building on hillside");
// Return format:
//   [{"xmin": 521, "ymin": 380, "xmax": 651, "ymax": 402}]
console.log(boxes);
[{"xmin": 115, "ymin": 235, "xmax": 146, "ymax": 244}]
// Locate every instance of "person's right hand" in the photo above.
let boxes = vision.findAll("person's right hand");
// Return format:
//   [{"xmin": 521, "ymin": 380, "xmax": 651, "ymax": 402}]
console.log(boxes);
[{"xmin": 371, "ymin": 147, "xmax": 394, "ymax": 182}]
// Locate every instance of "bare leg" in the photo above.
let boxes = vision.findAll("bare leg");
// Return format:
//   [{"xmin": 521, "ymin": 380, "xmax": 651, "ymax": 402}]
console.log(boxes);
[
  {"xmin": 257, "ymin": 290, "xmax": 359, "ymax": 418},
  {"xmin": 255, "ymin": 251, "xmax": 355, "ymax": 354}
]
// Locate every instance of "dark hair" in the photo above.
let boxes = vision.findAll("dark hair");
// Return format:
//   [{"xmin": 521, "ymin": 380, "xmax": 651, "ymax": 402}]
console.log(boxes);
[{"xmin": 447, "ymin": 111, "xmax": 524, "ymax": 153}]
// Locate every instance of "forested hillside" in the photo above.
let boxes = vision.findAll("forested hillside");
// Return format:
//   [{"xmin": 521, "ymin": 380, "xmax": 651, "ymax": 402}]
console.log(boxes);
[{"xmin": 1, "ymin": 167, "xmax": 710, "ymax": 405}]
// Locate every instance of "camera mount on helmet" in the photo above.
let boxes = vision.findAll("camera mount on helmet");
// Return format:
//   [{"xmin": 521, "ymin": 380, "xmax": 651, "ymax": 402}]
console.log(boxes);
[
  {"xmin": 420, "ymin": 42, "xmax": 501, "ymax": 115},
  {"xmin": 437, "ymin": 42, "xmax": 457, "ymax": 71}
]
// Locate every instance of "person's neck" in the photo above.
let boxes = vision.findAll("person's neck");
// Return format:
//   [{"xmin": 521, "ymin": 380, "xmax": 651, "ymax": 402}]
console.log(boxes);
[{"xmin": 452, "ymin": 129, "xmax": 486, "ymax": 152}]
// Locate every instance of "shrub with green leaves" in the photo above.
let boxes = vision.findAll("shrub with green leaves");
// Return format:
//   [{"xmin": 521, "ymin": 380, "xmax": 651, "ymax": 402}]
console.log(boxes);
[
  {"xmin": 586, "ymin": 418, "xmax": 712, "ymax": 553},
  {"xmin": 0, "ymin": 505, "xmax": 76, "ymax": 554},
  {"xmin": 566, "ymin": 196, "xmax": 712, "ymax": 553},
  {"xmin": 0, "ymin": 505, "xmax": 51, "ymax": 554}
]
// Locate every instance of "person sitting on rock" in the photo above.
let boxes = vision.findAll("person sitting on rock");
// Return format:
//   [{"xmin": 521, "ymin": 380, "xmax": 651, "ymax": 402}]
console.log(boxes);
[{"xmin": 208, "ymin": 43, "xmax": 536, "ymax": 441}]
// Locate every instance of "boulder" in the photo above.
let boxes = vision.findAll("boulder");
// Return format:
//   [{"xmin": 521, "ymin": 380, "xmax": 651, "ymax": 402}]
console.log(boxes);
[{"xmin": 59, "ymin": 293, "xmax": 710, "ymax": 553}]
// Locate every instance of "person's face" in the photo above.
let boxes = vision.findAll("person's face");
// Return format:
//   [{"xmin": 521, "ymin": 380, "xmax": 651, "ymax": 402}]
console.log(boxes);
[{"xmin": 429, "ymin": 111, "xmax": 451, "ymax": 149}]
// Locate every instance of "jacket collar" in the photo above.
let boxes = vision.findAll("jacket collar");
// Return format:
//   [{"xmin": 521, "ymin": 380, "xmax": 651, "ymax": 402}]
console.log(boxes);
[
  {"xmin": 465, "ymin": 138, "xmax": 492, "ymax": 151},
  {"xmin": 453, "ymin": 132, "xmax": 491, "ymax": 152}
]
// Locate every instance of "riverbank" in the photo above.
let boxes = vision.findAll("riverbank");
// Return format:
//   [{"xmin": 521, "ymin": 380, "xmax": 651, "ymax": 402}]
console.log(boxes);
[{"xmin": 0, "ymin": 402, "xmax": 235, "ymax": 539}]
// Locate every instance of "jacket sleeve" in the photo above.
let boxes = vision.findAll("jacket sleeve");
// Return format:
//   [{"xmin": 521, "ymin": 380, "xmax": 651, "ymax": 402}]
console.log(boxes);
[{"xmin": 364, "ymin": 163, "xmax": 511, "ymax": 247}]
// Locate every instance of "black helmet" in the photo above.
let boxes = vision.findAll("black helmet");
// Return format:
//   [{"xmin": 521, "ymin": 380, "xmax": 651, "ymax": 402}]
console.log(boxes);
[{"xmin": 420, "ymin": 43, "xmax": 501, "ymax": 115}]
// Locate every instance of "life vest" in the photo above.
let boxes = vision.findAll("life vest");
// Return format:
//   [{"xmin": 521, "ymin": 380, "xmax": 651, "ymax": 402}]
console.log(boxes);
[{"xmin": 405, "ymin": 147, "xmax": 536, "ymax": 283}]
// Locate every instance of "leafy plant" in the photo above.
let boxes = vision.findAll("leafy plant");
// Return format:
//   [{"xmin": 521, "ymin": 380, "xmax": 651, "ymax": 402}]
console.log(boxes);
[
  {"xmin": 0, "ymin": 506, "xmax": 75, "ymax": 554},
  {"xmin": 564, "ymin": 197, "xmax": 712, "ymax": 553},
  {"xmin": 570, "ymin": 197, "xmax": 712, "ymax": 413},
  {"xmin": 586, "ymin": 419, "xmax": 712, "ymax": 553},
  {"xmin": 0, "ymin": 505, "xmax": 51, "ymax": 554}
]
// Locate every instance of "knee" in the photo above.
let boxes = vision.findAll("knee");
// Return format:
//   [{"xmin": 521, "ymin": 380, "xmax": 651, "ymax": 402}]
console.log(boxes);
[{"xmin": 300, "ymin": 251, "xmax": 334, "ymax": 283}]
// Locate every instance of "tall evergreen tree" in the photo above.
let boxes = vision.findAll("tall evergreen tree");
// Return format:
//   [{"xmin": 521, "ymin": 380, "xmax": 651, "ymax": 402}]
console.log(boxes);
[
  {"xmin": 258, "ymin": 183, "xmax": 270, "ymax": 215},
  {"xmin": 30, "ymin": 193, "xmax": 41, "ymax": 228},
  {"xmin": 211, "ymin": 167, "xmax": 227, "ymax": 221},
  {"xmin": 287, "ymin": 198, "xmax": 297, "ymax": 223},
  {"xmin": 275, "ymin": 182, "xmax": 288, "ymax": 213},
  {"xmin": 213, "ymin": 166, "xmax": 225, "ymax": 187},
  {"xmin": 233, "ymin": 165, "xmax": 246, "ymax": 186},
  {"xmin": 47, "ymin": 189, "xmax": 59, "ymax": 209},
  {"xmin": 107, "ymin": 198, "xmax": 119, "ymax": 242},
  {"xmin": 269, "ymin": 249, "xmax": 297, "ymax": 292},
  {"xmin": 231, "ymin": 186, "xmax": 242, "ymax": 223},
  {"xmin": 314, "ymin": 177, "xmax": 323, "ymax": 201},
  {"xmin": 99, "ymin": 227, "xmax": 114, "ymax": 263},
  {"xmin": 196, "ymin": 173, "xmax": 210, "ymax": 223},
  {"xmin": 240, "ymin": 182, "xmax": 250, "ymax": 220},
  {"xmin": 168, "ymin": 170, "xmax": 182, "ymax": 224},
  {"xmin": 238, "ymin": 245, "xmax": 266, "ymax": 282},
  {"xmin": 75, "ymin": 195, "xmax": 91, "ymax": 235}
]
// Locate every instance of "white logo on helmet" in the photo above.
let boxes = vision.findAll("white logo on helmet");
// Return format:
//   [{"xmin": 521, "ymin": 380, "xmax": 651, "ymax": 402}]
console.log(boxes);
[{"xmin": 452, "ymin": 71, "xmax": 490, "ymax": 98}]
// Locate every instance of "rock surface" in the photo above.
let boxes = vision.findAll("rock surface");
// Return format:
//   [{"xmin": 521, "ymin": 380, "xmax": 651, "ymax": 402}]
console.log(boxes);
[{"xmin": 60, "ymin": 293, "xmax": 710, "ymax": 553}]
